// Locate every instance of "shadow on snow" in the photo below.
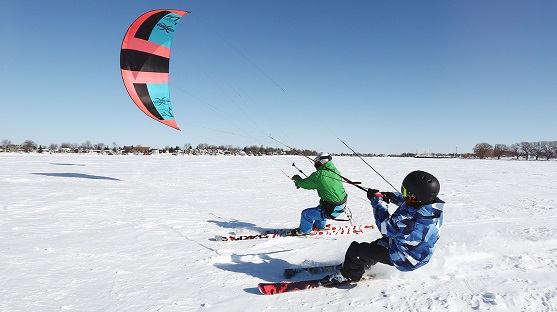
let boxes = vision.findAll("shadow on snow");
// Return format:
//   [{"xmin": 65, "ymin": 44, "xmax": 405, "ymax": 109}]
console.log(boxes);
[
  {"xmin": 207, "ymin": 219, "xmax": 294, "ymax": 234},
  {"xmin": 207, "ymin": 218, "xmax": 313, "ymax": 293},
  {"xmin": 32, "ymin": 172, "xmax": 121, "ymax": 181},
  {"xmin": 212, "ymin": 250, "xmax": 296, "ymax": 294},
  {"xmin": 50, "ymin": 163, "xmax": 86, "ymax": 166}
]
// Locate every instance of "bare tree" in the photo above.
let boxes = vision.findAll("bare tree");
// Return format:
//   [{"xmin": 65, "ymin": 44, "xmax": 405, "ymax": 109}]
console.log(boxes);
[
  {"xmin": 538, "ymin": 141, "xmax": 549, "ymax": 160},
  {"xmin": 81, "ymin": 140, "xmax": 93, "ymax": 151},
  {"xmin": 539, "ymin": 141, "xmax": 557, "ymax": 160},
  {"xmin": 71, "ymin": 143, "xmax": 80, "ymax": 153},
  {"xmin": 509, "ymin": 143, "xmax": 521, "ymax": 159},
  {"xmin": 473, "ymin": 143, "xmax": 493, "ymax": 159},
  {"xmin": 49, "ymin": 143, "xmax": 59, "ymax": 152},
  {"xmin": 551, "ymin": 141, "xmax": 557, "ymax": 159},
  {"xmin": 492, "ymin": 144, "xmax": 508, "ymax": 159},
  {"xmin": 22, "ymin": 140, "xmax": 37, "ymax": 152},
  {"xmin": 196, "ymin": 143, "xmax": 209, "ymax": 150},
  {"xmin": 530, "ymin": 142, "xmax": 542, "ymax": 160},
  {"xmin": 2, "ymin": 139, "xmax": 12, "ymax": 151},
  {"xmin": 519, "ymin": 142, "xmax": 533, "ymax": 160}
]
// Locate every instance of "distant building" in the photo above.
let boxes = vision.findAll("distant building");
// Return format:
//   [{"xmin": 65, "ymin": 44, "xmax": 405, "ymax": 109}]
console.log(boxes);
[{"xmin": 122, "ymin": 145, "xmax": 150, "ymax": 154}]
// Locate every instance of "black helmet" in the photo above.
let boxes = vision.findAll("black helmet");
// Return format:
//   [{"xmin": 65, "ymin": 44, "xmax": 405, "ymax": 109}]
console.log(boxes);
[{"xmin": 401, "ymin": 170, "xmax": 440, "ymax": 204}]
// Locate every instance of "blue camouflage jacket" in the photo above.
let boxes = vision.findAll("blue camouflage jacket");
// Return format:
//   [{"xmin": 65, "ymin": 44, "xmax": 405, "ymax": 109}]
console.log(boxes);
[{"xmin": 371, "ymin": 192, "xmax": 444, "ymax": 271}]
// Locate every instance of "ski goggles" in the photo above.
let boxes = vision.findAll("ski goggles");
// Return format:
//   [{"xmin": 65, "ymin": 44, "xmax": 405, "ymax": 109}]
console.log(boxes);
[{"xmin": 401, "ymin": 186, "xmax": 420, "ymax": 203}]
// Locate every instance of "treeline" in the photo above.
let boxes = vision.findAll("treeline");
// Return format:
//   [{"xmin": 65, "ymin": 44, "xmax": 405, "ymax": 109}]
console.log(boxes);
[
  {"xmin": 190, "ymin": 143, "xmax": 317, "ymax": 156},
  {"xmin": 473, "ymin": 141, "xmax": 557, "ymax": 160},
  {"xmin": 0, "ymin": 139, "xmax": 318, "ymax": 156},
  {"xmin": 1, "ymin": 139, "xmax": 116, "ymax": 153}
]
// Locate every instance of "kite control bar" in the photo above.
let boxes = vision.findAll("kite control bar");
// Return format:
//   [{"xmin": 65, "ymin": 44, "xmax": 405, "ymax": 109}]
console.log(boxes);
[{"xmin": 292, "ymin": 163, "xmax": 308, "ymax": 177}]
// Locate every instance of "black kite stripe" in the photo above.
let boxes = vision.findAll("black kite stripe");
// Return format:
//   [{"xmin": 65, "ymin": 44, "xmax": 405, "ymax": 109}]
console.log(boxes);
[
  {"xmin": 135, "ymin": 11, "xmax": 171, "ymax": 41},
  {"xmin": 133, "ymin": 83, "xmax": 164, "ymax": 120},
  {"xmin": 120, "ymin": 49, "xmax": 169, "ymax": 73}
]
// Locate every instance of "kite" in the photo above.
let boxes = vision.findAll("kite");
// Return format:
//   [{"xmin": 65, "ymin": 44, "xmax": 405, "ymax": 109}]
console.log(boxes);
[{"xmin": 120, "ymin": 9, "xmax": 189, "ymax": 130}]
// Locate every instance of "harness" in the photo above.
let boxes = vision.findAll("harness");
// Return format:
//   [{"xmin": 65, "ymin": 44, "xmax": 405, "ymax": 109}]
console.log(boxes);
[{"xmin": 321, "ymin": 195, "xmax": 348, "ymax": 219}]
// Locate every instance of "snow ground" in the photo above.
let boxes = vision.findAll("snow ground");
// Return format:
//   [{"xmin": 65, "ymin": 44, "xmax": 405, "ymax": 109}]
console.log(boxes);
[{"xmin": 1, "ymin": 154, "xmax": 556, "ymax": 311}]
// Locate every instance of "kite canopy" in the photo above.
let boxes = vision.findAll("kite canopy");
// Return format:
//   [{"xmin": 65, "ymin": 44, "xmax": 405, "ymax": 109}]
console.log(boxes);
[{"xmin": 120, "ymin": 9, "xmax": 189, "ymax": 130}]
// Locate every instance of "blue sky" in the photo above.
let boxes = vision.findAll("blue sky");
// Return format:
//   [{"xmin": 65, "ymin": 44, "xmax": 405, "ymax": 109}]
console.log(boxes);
[{"xmin": 1, "ymin": 1, "xmax": 555, "ymax": 154}]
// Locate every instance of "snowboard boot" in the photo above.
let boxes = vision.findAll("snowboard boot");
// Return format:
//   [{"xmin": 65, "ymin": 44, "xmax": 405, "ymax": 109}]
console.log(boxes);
[{"xmin": 319, "ymin": 271, "xmax": 352, "ymax": 286}]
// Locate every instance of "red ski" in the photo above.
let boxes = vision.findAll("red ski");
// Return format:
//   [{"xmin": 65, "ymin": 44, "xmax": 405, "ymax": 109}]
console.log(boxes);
[
  {"xmin": 258, "ymin": 279, "xmax": 358, "ymax": 295},
  {"xmin": 215, "ymin": 224, "xmax": 374, "ymax": 242},
  {"xmin": 258, "ymin": 279, "xmax": 323, "ymax": 295}
]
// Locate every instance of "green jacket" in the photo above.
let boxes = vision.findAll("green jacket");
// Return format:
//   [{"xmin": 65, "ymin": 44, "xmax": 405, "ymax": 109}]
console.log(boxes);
[{"xmin": 293, "ymin": 161, "xmax": 347, "ymax": 205}]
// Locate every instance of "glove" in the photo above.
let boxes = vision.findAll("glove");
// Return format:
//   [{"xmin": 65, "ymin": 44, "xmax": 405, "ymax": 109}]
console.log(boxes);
[
  {"xmin": 367, "ymin": 189, "xmax": 379, "ymax": 201},
  {"xmin": 381, "ymin": 192, "xmax": 396, "ymax": 203},
  {"xmin": 292, "ymin": 175, "xmax": 301, "ymax": 181}
]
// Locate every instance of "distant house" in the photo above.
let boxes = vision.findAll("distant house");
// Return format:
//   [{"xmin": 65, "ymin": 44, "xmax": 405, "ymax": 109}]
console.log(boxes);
[{"xmin": 123, "ymin": 145, "xmax": 150, "ymax": 154}]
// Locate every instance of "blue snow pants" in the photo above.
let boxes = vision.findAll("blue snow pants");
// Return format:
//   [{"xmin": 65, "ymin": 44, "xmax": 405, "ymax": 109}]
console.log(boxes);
[
  {"xmin": 299, "ymin": 206, "xmax": 327, "ymax": 234},
  {"xmin": 299, "ymin": 203, "xmax": 345, "ymax": 234}
]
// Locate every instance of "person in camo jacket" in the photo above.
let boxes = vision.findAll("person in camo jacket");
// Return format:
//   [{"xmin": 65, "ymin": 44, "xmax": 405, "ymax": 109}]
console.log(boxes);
[{"xmin": 320, "ymin": 170, "xmax": 445, "ymax": 285}]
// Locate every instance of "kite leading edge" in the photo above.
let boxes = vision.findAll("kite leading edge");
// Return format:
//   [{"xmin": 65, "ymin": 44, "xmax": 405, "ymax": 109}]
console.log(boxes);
[{"xmin": 120, "ymin": 9, "xmax": 189, "ymax": 130}]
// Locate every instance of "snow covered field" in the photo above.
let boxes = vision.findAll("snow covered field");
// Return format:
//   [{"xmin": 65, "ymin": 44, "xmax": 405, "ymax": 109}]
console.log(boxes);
[{"xmin": 1, "ymin": 153, "xmax": 556, "ymax": 311}]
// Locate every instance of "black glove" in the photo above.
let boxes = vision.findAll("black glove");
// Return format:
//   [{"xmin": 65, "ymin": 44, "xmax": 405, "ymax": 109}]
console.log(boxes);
[
  {"xmin": 381, "ymin": 192, "xmax": 396, "ymax": 203},
  {"xmin": 292, "ymin": 175, "xmax": 301, "ymax": 181},
  {"xmin": 367, "ymin": 189, "xmax": 379, "ymax": 201}
]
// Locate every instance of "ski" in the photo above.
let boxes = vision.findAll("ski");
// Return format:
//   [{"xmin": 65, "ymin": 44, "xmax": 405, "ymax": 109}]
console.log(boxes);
[
  {"xmin": 258, "ymin": 279, "xmax": 323, "ymax": 295},
  {"xmin": 215, "ymin": 224, "xmax": 374, "ymax": 242},
  {"xmin": 283, "ymin": 264, "xmax": 339, "ymax": 279},
  {"xmin": 258, "ymin": 278, "xmax": 358, "ymax": 295}
]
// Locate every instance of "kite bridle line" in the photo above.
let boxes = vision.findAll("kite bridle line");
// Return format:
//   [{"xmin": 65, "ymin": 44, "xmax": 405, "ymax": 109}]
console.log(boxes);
[
  {"xmin": 337, "ymin": 138, "xmax": 398, "ymax": 192},
  {"xmin": 269, "ymin": 135, "xmax": 368, "ymax": 192}
]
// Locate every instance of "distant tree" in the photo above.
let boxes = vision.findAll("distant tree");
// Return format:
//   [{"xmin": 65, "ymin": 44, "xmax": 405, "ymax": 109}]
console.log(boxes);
[
  {"xmin": 196, "ymin": 143, "xmax": 209, "ymax": 150},
  {"xmin": 473, "ymin": 143, "xmax": 493, "ymax": 159},
  {"xmin": 551, "ymin": 141, "xmax": 557, "ymax": 159},
  {"xmin": 509, "ymin": 143, "xmax": 521, "ymax": 159},
  {"xmin": 81, "ymin": 140, "xmax": 93, "ymax": 151},
  {"xmin": 492, "ymin": 144, "xmax": 508, "ymax": 159},
  {"xmin": 49, "ymin": 143, "xmax": 59, "ymax": 152},
  {"xmin": 22, "ymin": 140, "xmax": 37, "ymax": 152},
  {"xmin": 530, "ymin": 142, "xmax": 542, "ymax": 160},
  {"xmin": 93, "ymin": 143, "xmax": 105, "ymax": 150},
  {"xmin": 71, "ymin": 143, "xmax": 80, "ymax": 153},
  {"xmin": 244, "ymin": 145, "xmax": 259, "ymax": 155},
  {"xmin": 2, "ymin": 139, "xmax": 12, "ymax": 151},
  {"xmin": 519, "ymin": 142, "xmax": 533, "ymax": 160},
  {"xmin": 539, "ymin": 141, "xmax": 557, "ymax": 160},
  {"xmin": 538, "ymin": 141, "xmax": 549, "ymax": 160}
]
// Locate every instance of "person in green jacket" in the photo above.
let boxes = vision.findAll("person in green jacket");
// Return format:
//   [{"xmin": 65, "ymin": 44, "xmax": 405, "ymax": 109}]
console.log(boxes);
[{"xmin": 291, "ymin": 153, "xmax": 348, "ymax": 235}]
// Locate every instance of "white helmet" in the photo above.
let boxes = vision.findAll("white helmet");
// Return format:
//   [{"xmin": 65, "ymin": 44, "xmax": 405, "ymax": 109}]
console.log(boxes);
[{"xmin": 314, "ymin": 152, "xmax": 332, "ymax": 164}]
